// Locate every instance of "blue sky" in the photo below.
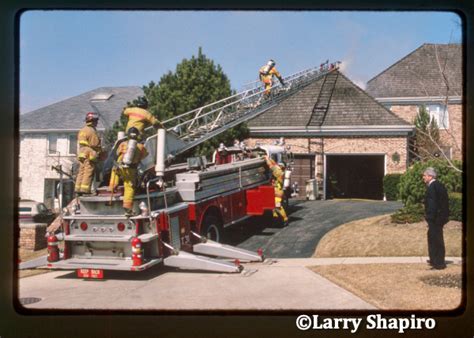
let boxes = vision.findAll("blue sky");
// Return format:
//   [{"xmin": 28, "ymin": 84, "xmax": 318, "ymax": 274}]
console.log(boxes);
[{"xmin": 20, "ymin": 10, "xmax": 462, "ymax": 114}]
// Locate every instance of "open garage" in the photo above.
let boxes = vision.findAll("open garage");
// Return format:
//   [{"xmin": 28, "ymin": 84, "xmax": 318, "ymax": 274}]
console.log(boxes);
[{"xmin": 325, "ymin": 154, "xmax": 385, "ymax": 200}]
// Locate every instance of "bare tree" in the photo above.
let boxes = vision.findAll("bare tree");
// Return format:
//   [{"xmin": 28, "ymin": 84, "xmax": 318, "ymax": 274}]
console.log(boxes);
[{"xmin": 405, "ymin": 44, "xmax": 463, "ymax": 173}]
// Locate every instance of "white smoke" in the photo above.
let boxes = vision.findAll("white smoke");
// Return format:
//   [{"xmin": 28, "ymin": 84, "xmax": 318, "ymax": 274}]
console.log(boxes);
[
  {"xmin": 338, "ymin": 59, "xmax": 351, "ymax": 73},
  {"xmin": 338, "ymin": 58, "xmax": 367, "ymax": 89}
]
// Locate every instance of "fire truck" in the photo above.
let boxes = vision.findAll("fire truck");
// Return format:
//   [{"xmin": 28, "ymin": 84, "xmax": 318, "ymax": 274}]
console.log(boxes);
[{"xmin": 46, "ymin": 62, "xmax": 338, "ymax": 276}]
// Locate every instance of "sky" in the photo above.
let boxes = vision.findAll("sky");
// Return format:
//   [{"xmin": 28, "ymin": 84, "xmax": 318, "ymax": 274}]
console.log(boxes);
[{"xmin": 20, "ymin": 10, "xmax": 462, "ymax": 114}]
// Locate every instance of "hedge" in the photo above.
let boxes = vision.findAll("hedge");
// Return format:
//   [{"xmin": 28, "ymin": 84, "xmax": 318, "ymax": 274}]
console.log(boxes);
[
  {"xmin": 449, "ymin": 192, "xmax": 462, "ymax": 221},
  {"xmin": 399, "ymin": 159, "xmax": 462, "ymax": 208},
  {"xmin": 383, "ymin": 174, "xmax": 402, "ymax": 201}
]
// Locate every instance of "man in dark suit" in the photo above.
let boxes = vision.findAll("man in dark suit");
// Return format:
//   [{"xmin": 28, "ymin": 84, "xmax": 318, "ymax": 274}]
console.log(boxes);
[{"xmin": 423, "ymin": 167, "xmax": 450, "ymax": 270}]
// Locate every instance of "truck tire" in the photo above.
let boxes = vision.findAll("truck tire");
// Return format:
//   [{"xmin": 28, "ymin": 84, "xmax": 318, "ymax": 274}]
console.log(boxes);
[{"xmin": 201, "ymin": 215, "xmax": 224, "ymax": 243}]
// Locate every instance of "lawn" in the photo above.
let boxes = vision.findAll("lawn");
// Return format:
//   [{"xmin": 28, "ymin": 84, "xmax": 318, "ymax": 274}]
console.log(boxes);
[
  {"xmin": 313, "ymin": 214, "xmax": 462, "ymax": 258},
  {"xmin": 310, "ymin": 214, "xmax": 463, "ymax": 310}
]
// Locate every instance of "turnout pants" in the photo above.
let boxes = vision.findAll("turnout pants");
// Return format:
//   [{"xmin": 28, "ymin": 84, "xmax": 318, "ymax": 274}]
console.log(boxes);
[
  {"xmin": 427, "ymin": 220, "xmax": 446, "ymax": 267},
  {"xmin": 75, "ymin": 159, "xmax": 95, "ymax": 194},
  {"xmin": 109, "ymin": 167, "xmax": 137, "ymax": 209}
]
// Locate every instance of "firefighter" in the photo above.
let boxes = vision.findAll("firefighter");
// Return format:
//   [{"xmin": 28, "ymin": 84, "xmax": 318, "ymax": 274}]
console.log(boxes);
[
  {"xmin": 108, "ymin": 127, "xmax": 148, "ymax": 216},
  {"xmin": 75, "ymin": 112, "xmax": 102, "ymax": 196},
  {"xmin": 264, "ymin": 155, "xmax": 288, "ymax": 226},
  {"xmin": 259, "ymin": 59, "xmax": 285, "ymax": 97},
  {"xmin": 123, "ymin": 96, "xmax": 164, "ymax": 137}
]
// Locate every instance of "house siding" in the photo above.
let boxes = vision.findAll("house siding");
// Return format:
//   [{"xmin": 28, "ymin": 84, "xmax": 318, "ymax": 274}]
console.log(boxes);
[
  {"xmin": 248, "ymin": 136, "xmax": 407, "ymax": 172},
  {"xmin": 20, "ymin": 133, "xmax": 77, "ymax": 206},
  {"xmin": 247, "ymin": 135, "xmax": 408, "ymax": 194},
  {"xmin": 390, "ymin": 103, "xmax": 462, "ymax": 160}
]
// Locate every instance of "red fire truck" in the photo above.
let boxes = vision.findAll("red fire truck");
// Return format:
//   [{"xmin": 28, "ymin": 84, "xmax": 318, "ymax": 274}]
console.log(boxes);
[{"xmin": 46, "ymin": 62, "xmax": 335, "ymax": 276}]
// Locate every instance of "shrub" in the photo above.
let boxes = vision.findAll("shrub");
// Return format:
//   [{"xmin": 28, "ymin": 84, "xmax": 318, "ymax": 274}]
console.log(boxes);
[
  {"xmin": 391, "ymin": 204, "xmax": 425, "ymax": 224},
  {"xmin": 383, "ymin": 174, "xmax": 402, "ymax": 201},
  {"xmin": 449, "ymin": 192, "xmax": 462, "ymax": 221},
  {"xmin": 399, "ymin": 159, "xmax": 462, "ymax": 208}
]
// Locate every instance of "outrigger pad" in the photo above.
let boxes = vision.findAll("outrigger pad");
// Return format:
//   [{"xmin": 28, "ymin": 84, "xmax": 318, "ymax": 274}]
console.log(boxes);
[{"xmin": 163, "ymin": 251, "xmax": 243, "ymax": 273}]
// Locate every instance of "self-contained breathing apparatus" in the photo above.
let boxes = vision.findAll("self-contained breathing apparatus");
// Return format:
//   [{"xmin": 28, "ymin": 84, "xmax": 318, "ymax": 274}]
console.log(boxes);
[{"xmin": 122, "ymin": 127, "xmax": 140, "ymax": 167}]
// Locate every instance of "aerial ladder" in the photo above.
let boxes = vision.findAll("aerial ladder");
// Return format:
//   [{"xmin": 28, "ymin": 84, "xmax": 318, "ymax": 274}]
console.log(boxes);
[
  {"xmin": 24, "ymin": 61, "xmax": 340, "ymax": 274},
  {"xmin": 139, "ymin": 60, "xmax": 341, "ymax": 172}
]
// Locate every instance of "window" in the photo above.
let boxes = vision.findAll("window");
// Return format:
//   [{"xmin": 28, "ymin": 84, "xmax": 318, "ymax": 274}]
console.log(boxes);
[
  {"xmin": 426, "ymin": 104, "xmax": 449, "ymax": 129},
  {"xmin": 68, "ymin": 134, "xmax": 77, "ymax": 155},
  {"xmin": 90, "ymin": 93, "xmax": 113, "ymax": 101},
  {"xmin": 48, "ymin": 134, "xmax": 58, "ymax": 154}
]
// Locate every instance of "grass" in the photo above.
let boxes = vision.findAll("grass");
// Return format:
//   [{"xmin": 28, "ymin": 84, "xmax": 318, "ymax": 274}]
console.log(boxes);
[
  {"xmin": 310, "ymin": 213, "xmax": 463, "ymax": 310},
  {"xmin": 19, "ymin": 247, "xmax": 53, "ymax": 278},
  {"xmin": 313, "ymin": 214, "xmax": 462, "ymax": 258},
  {"xmin": 311, "ymin": 264, "xmax": 462, "ymax": 310}
]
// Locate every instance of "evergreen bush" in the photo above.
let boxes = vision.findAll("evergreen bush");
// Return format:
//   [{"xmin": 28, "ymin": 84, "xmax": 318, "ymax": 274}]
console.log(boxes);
[
  {"xmin": 383, "ymin": 174, "xmax": 402, "ymax": 201},
  {"xmin": 448, "ymin": 192, "xmax": 462, "ymax": 221}
]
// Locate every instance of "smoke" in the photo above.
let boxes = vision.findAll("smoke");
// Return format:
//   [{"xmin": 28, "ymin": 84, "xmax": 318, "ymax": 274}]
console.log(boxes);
[
  {"xmin": 338, "ymin": 59, "xmax": 367, "ymax": 89},
  {"xmin": 338, "ymin": 59, "xmax": 351, "ymax": 73}
]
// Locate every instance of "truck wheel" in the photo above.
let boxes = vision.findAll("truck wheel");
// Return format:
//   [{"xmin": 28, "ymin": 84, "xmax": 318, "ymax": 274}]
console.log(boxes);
[{"xmin": 201, "ymin": 215, "xmax": 224, "ymax": 243}]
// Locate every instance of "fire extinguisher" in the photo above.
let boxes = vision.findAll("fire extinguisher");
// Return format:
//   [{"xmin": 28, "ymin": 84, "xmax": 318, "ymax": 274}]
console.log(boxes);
[
  {"xmin": 131, "ymin": 237, "xmax": 142, "ymax": 266},
  {"xmin": 47, "ymin": 234, "xmax": 59, "ymax": 262}
]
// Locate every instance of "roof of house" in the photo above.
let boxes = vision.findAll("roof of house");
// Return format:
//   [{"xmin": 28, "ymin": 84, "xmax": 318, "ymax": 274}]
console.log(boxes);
[
  {"xmin": 20, "ymin": 86, "xmax": 144, "ymax": 131},
  {"xmin": 366, "ymin": 43, "xmax": 462, "ymax": 99},
  {"xmin": 248, "ymin": 70, "xmax": 411, "ymax": 135}
]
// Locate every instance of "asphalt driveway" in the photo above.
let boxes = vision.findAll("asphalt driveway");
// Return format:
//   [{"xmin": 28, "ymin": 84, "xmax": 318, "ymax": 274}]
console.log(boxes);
[{"xmin": 227, "ymin": 199, "xmax": 403, "ymax": 258}]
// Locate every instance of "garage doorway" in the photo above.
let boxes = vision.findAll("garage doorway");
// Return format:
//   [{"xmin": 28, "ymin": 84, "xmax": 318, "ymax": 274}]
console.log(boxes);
[{"xmin": 325, "ymin": 154, "xmax": 385, "ymax": 200}]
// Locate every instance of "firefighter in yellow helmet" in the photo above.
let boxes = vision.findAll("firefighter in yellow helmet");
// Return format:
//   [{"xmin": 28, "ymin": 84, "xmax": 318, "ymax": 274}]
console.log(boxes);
[
  {"xmin": 75, "ymin": 112, "xmax": 102, "ymax": 195},
  {"xmin": 123, "ymin": 97, "xmax": 164, "ymax": 138},
  {"xmin": 108, "ymin": 127, "xmax": 148, "ymax": 216},
  {"xmin": 259, "ymin": 59, "xmax": 285, "ymax": 97},
  {"xmin": 264, "ymin": 155, "xmax": 289, "ymax": 226}
]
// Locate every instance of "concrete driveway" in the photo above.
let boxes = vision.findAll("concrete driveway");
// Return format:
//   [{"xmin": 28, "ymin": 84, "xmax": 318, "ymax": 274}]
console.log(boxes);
[
  {"xmin": 228, "ymin": 200, "xmax": 402, "ymax": 258},
  {"xmin": 18, "ymin": 199, "xmax": 400, "ymax": 311},
  {"xmin": 19, "ymin": 258, "xmax": 375, "ymax": 310}
]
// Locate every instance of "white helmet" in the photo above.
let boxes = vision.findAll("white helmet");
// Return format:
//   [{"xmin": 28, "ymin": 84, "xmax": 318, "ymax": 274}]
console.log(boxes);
[{"xmin": 267, "ymin": 59, "xmax": 276, "ymax": 67}]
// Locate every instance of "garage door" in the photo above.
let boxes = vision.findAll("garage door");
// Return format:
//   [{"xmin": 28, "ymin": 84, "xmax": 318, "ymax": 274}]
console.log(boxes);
[
  {"xmin": 326, "ymin": 155, "xmax": 384, "ymax": 200},
  {"xmin": 291, "ymin": 154, "xmax": 315, "ymax": 199}
]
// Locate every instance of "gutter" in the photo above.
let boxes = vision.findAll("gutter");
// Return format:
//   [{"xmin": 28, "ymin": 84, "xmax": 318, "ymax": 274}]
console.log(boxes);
[
  {"xmin": 20, "ymin": 128, "xmax": 106, "ymax": 133},
  {"xmin": 375, "ymin": 96, "xmax": 462, "ymax": 104},
  {"xmin": 249, "ymin": 125, "xmax": 415, "ymax": 137}
]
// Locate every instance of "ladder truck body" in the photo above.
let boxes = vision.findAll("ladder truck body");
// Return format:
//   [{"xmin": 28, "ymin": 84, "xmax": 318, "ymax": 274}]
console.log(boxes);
[{"xmin": 47, "ymin": 62, "xmax": 339, "ymax": 276}]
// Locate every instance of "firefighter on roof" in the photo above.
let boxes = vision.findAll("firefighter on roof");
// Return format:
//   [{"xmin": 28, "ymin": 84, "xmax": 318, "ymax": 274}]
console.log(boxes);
[
  {"xmin": 259, "ymin": 59, "xmax": 285, "ymax": 97},
  {"xmin": 123, "ymin": 96, "xmax": 163, "ymax": 137},
  {"xmin": 109, "ymin": 127, "xmax": 148, "ymax": 216},
  {"xmin": 75, "ymin": 112, "xmax": 102, "ymax": 196},
  {"xmin": 264, "ymin": 155, "xmax": 289, "ymax": 226}
]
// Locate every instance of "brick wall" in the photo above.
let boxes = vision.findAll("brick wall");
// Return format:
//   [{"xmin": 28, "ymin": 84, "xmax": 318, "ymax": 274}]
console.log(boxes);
[
  {"xmin": 247, "ymin": 136, "xmax": 408, "ymax": 174},
  {"xmin": 19, "ymin": 223, "xmax": 47, "ymax": 251},
  {"xmin": 19, "ymin": 133, "xmax": 77, "ymax": 204},
  {"xmin": 390, "ymin": 103, "xmax": 462, "ymax": 160}
]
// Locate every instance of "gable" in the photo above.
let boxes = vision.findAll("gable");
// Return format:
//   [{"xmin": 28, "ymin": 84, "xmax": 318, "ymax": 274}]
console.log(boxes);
[
  {"xmin": 248, "ymin": 70, "xmax": 411, "ymax": 130},
  {"xmin": 366, "ymin": 43, "xmax": 462, "ymax": 98}
]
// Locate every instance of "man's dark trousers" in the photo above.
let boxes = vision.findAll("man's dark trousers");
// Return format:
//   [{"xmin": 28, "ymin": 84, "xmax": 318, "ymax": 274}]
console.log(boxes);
[
  {"xmin": 427, "ymin": 220, "xmax": 445, "ymax": 267},
  {"xmin": 424, "ymin": 180, "xmax": 449, "ymax": 268}
]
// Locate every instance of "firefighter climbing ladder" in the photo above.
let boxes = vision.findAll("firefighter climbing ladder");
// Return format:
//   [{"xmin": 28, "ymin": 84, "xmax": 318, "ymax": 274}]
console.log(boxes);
[{"xmin": 150, "ymin": 61, "xmax": 340, "ymax": 158}]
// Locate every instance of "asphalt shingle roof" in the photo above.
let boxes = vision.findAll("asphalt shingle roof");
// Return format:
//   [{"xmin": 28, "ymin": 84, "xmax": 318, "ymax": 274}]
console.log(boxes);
[
  {"xmin": 366, "ymin": 43, "xmax": 462, "ymax": 98},
  {"xmin": 248, "ymin": 70, "xmax": 410, "ymax": 128},
  {"xmin": 20, "ymin": 86, "xmax": 144, "ymax": 131}
]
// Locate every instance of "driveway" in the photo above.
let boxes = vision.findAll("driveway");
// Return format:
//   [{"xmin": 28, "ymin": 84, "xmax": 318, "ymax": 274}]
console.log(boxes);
[
  {"xmin": 227, "ymin": 199, "xmax": 402, "ymax": 258},
  {"xmin": 18, "ymin": 259, "xmax": 375, "ymax": 310}
]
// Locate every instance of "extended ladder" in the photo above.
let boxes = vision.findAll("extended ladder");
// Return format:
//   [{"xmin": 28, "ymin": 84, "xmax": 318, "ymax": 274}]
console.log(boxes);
[{"xmin": 142, "ymin": 61, "xmax": 340, "ymax": 166}]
